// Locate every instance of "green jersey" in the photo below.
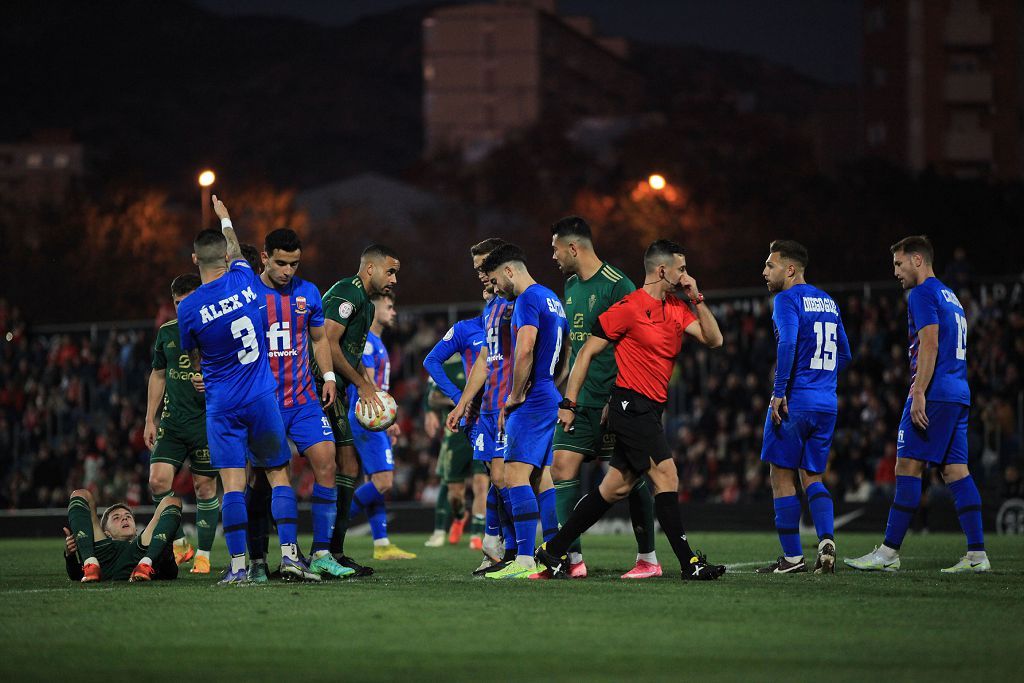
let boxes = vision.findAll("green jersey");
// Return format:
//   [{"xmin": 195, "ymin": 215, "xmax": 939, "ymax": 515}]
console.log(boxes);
[
  {"xmin": 320, "ymin": 275, "xmax": 375, "ymax": 385},
  {"xmin": 152, "ymin": 319, "xmax": 205, "ymax": 428},
  {"xmin": 564, "ymin": 262, "xmax": 635, "ymax": 407}
]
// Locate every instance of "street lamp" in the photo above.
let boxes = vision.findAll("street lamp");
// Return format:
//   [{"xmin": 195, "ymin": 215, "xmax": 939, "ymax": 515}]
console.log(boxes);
[
  {"xmin": 198, "ymin": 169, "xmax": 215, "ymax": 228},
  {"xmin": 648, "ymin": 173, "xmax": 666, "ymax": 191}
]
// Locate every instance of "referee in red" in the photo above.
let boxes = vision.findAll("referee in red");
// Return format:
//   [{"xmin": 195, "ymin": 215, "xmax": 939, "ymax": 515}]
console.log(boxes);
[{"xmin": 537, "ymin": 239, "xmax": 727, "ymax": 580}]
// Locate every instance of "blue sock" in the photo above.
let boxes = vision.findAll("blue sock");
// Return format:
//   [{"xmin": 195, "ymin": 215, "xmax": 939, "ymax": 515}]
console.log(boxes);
[
  {"xmin": 508, "ymin": 485, "xmax": 539, "ymax": 558},
  {"xmin": 485, "ymin": 486, "xmax": 501, "ymax": 536},
  {"xmin": 805, "ymin": 481, "xmax": 834, "ymax": 541},
  {"xmin": 883, "ymin": 475, "xmax": 921, "ymax": 550},
  {"xmin": 949, "ymin": 475, "xmax": 985, "ymax": 552},
  {"xmin": 538, "ymin": 487, "xmax": 558, "ymax": 543},
  {"xmin": 499, "ymin": 487, "xmax": 517, "ymax": 551},
  {"xmin": 310, "ymin": 483, "xmax": 337, "ymax": 553},
  {"xmin": 773, "ymin": 495, "xmax": 803, "ymax": 558},
  {"xmin": 271, "ymin": 486, "xmax": 298, "ymax": 547},
  {"xmin": 221, "ymin": 490, "xmax": 248, "ymax": 559},
  {"xmin": 351, "ymin": 483, "xmax": 388, "ymax": 541}
]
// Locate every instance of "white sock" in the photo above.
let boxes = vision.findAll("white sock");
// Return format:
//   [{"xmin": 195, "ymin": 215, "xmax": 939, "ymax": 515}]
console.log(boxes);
[
  {"xmin": 138, "ymin": 557, "xmax": 153, "ymax": 567},
  {"xmin": 818, "ymin": 539, "xmax": 834, "ymax": 551},
  {"xmin": 785, "ymin": 555, "xmax": 804, "ymax": 564},
  {"xmin": 373, "ymin": 538, "xmax": 390, "ymax": 547},
  {"xmin": 312, "ymin": 549, "xmax": 329, "ymax": 559},
  {"xmin": 515, "ymin": 555, "xmax": 536, "ymax": 570},
  {"xmin": 230, "ymin": 554, "xmax": 247, "ymax": 572},
  {"xmin": 569, "ymin": 552, "xmax": 583, "ymax": 565},
  {"xmin": 637, "ymin": 551, "xmax": 657, "ymax": 564},
  {"xmin": 878, "ymin": 545, "xmax": 898, "ymax": 559},
  {"xmin": 281, "ymin": 543, "xmax": 298, "ymax": 561},
  {"xmin": 83, "ymin": 556, "xmax": 98, "ymax": 566},
  {"xmin": 196, "ymin": 549, "xmax": 210, "ymax": 560},
  {"xmin": 967, "ymin": 550, "xmax": 988, "ymax": 562}
]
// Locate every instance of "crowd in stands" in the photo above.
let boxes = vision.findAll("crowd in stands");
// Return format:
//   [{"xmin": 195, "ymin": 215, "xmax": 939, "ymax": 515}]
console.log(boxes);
[{"xmin": 1, "ymin": 275, "xmax": 1021, "ymax": 512}]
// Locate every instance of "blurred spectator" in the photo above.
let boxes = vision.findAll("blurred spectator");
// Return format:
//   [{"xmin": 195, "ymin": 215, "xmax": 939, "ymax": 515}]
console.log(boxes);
[{"xmin": 943, "ymin": 247, "xmax": 974, "ymax": 291}]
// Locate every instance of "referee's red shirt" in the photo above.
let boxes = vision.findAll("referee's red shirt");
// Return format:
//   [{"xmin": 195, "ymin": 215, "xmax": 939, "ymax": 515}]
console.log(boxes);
[{"xmin": 596, "ymin": 289, "xmax": 696, "ymax": 404}]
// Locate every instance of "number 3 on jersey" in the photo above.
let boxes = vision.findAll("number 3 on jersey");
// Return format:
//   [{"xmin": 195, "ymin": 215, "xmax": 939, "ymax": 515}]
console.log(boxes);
[
  {"xmin": 810, "ymin": 321, "xmax": 838, "ymax": 371},
  {"xmin": 231, "ymin": 315, "xmax": 260, "ymax": 365}
]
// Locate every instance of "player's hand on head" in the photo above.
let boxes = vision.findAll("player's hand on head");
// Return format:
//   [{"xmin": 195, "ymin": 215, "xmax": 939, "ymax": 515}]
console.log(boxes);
[
  {"xmin": 63, "ymin": 526, "xmax": 77, "ymax": 556},
  {"xmin": 680, "ymin": 273, "xmax": 698, "ymax": 297},
  {"xmin": 321, "ymin": 379, "xmax": 336, "ymax": 408},
  {"xmin": 211, "ymin": 194, "xmax": 230, "ymax": 220},
  {"xmin": 191, "ymin": 373, "xmax": 205, "ymax": 393}
]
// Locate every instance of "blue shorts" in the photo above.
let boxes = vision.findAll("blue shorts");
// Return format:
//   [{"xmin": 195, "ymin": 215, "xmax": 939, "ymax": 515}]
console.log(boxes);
[
  {"xmin": 504, "ymin": 409, "xmax": 555, "ymax": 469},
  {"xmin": 897, "ymin": 399, "xmax": 969, "ymax": 465},
  {"xmin": 349, "ymin": 407, "xmax": 394, "ymax": 474},
  {"xmin": 473, "ymin": 412, "xmax": 506, "ymax": 462},
  {"xmin": 282, "ymin": 401, "xmax": 334, "ymax": 454},
  {"xmin": 207, "ymin": 392, "xmax": 290, "ymax": 470},
  {"xmin": 760, "ymin": 408, "xmax": 836, "ymax": 474}
]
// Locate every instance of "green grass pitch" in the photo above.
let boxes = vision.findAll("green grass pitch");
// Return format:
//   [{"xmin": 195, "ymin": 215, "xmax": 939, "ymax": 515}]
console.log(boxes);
[{"xmin": 1, "ymin": 532, "xmax": 1022, "ymax": 681}]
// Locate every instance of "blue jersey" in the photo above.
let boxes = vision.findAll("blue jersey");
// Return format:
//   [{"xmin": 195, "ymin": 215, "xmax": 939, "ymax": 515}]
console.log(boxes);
[
  {"xmin": 771, "ymin": 284, "xmax": 851, "ymax": 414},
  {"xmin": 253, "ymin": 275, "xmax": 324, "ymax": 409},
  {"xmin": 362, "ymin": 331, "xmax": 390, "ymax": 391},
  {"xmin": 906, "ymin": 277, "xmax": 970, "ymax": 405},
  {"xmin": 481, "ymin": 296, "xmax": 514, "ymax": 415},
  {"xmin": 510, "ymin": 283, "xmax": 569, "ymax": 413},
  {"xmin": 423, "ymin": 317, "xmax": 486, "ymax": 404},
  {"xmin": 178, "ymin": 259, "xmax": 276, "ymax": 415}
]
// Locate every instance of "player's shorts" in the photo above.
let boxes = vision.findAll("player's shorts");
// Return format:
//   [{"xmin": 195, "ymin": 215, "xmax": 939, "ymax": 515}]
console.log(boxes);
[
  {"xmin": 441, "ymin": 427, "xmax": 474, "ymax": 484},
  {"xmin": 552, "ymin": 404, "xmax": 615, "ymax": 461},
  {"xmin": 473, "ymin": 412, "xmax": 506, "ymax": 463},
  {"xmin": 282, "ymin": 401, "xmax": 334, "ymax": 454},
  {"xmin": 150, "ymin": 421, "xmax": 216, "ymax": 478},
  {"xmin": 760, "ymin": 408, "xmax": 837, "ymax": 474},
  {"xmin": 504, "ymin": 409, "xmax": 556, "ymax": 469},
  {"xmin": 607, "ymin": 386, "xmax": 670, "ymax": 474},
  {"xmin": 207, "ymin": 392, "xmax": 291, "ymax": 470},
  {"xmin": 319, "ymin": 381, "xmax": 354, "ymax": 446},
  {"xmin": 350, "ymin": 411, "xmax": 394, "ymax": 474},
  {"xmin": 896, "ymin": 398, "xmax": 969, "ymax": 465}
]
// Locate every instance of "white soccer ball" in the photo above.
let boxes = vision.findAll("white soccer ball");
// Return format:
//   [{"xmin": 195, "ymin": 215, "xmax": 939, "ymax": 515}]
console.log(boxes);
[{"xmin": 354, "ymin": 390, "xmax": 398, "ymax": 432}]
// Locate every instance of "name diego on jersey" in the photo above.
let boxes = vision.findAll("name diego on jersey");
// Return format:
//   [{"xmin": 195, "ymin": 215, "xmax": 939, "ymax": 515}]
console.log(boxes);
[
  {"xmin": 802, "ymin": 297, "xmax": 839, "ymax": 314},
  {"xmin": 199, "ymin": 286, "xmax": 258, "ymax": 324}
]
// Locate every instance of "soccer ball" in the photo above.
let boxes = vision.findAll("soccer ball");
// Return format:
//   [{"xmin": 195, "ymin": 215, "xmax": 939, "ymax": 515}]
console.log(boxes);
[{"xmin": 354, "ymin": 390, "xmax": 398, "ymax": 432}]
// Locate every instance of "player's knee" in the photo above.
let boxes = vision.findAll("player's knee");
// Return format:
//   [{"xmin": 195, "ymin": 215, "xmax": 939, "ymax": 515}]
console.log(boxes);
[
  {"xmin": 158, "ymin": 495, "xmax": 183, "ymax": 510},
  {"xmin": 148, "ymin": 472, "xmax": 171, "ymax": 494},
  {"xmin": 550, "ymin": 459, "xmax": 576, "ymax": 482},
  {"xmin": 193, "ymin": 478, "xmax": 217, "ymax": 499}
]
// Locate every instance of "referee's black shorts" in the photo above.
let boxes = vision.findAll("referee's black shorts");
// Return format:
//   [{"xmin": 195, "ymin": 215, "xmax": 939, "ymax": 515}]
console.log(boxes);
[{"xmin": 606, "ymin": 385, "xmax": 670, "ymax": 474}]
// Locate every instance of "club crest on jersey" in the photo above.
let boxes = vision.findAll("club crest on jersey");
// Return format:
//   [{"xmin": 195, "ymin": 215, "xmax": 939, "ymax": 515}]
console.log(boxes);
[
  {"xmin": 295, "ymin": 296, "xmax": 307, "ymax": 314},
  {"xmin": 338, "ymin": 301, "xmax": 354, "ymax": 320}
]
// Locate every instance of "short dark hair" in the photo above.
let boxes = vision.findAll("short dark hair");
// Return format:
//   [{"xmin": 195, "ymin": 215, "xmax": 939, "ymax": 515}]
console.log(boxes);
[
  {"xmin": 470, "ymin": 238, "xmax": 506, "ymax": 257},
  {"xmin": 240, "ymin": 243, "xmax": 262, "ymax": 273},
  {"xmin": 264, "ymin": 228, "xmax": 301, "ymax": 255},
  {"xmin": 551, "ymin": 216, "xmax": 592, "ymax": 243},
  {"xmin": 890, "ymin": 234, "xmax": 934, "ymax": 264},
  {"xmin": 170, "ymin": 273, "xmax": 201, "ymax": 298},
  {"xmin": 193, "ymin": 229, "xmax": 227, "ymax": 266},
  {"xmin": 643, "ymin": 239, "xmax": 684, "ymax": 272},
  {"xmin": 370, "ymin": 291, "xmax": 394, "ymax": 304},
  {"xmin": 100, "ymin": 503, "xmax": 132, "ymax": 533},
  {"xmin": 361, "ymin": 244, "xmax": 399, "ymax": 262},
  {"xmin": 480, "ymin": 243, "xmax": 527, "ymax": 274},
  {"xmin": 769, "ymin": 239, "xmax": 809, "ymax": 269}
]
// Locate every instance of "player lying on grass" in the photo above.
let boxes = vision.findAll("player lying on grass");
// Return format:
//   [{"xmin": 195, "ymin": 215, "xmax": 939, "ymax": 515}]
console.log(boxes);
[{"xmin": 64, "ymin": 488, "xmax": 182, "ymax": 582}]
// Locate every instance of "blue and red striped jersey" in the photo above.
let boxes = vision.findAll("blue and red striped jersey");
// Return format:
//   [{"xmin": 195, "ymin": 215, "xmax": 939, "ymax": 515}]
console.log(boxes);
[
  {"xmin": 481, "ymin": 296, "xmax": 514, "ymax": 414},
  {"xmin": 253, "ymin": 276, "xmax": 324, "ymax": 409}
]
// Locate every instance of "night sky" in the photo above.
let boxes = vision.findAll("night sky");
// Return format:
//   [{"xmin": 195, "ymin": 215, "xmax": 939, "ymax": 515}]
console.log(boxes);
[{"xmin": 195, "ymin": 0, "xmax": 861, "ymax": 84}]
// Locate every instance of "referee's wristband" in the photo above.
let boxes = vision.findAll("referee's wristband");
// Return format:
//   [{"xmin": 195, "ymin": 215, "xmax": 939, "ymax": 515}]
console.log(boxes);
[
  {"xmin": 322, "ymin": 371, "xmax": 337, "ymax": 383},
  {"xmin": 690, "ymin": 292, "xmax": 705, "ymax": 306},
  {"xmin": 220, "ymin": 217, "xmax": 233, "ymax": 230}
]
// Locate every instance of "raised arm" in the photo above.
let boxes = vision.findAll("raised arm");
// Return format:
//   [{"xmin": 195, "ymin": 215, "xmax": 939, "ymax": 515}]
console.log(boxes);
[
  {"xmin": 211, "ymin": 195, "xmax": 242, "ymax": 263},
  {"xmin": 679, "ymin": 273, "xmax": 723, "ymax": 348}
]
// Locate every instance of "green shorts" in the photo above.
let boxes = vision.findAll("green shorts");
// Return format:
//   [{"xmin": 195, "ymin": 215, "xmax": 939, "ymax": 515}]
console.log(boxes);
[
  {"xmin": 151, "ymin": 421, "xmax": 216, "ymax": 478},
  {"xmin": 322, "ymin": 386, "xmax": 354, "ymax": 447},
  {"xmin": 441, "ymin": 427, "xmax": 474, "ymax": 484},
  {"xmin": 94, "ymin": 536, "xmax": 146, "ymax": 581},
  {"xmin": 552, "ymin": 405, "xmax": 615, "ymax": 461}
]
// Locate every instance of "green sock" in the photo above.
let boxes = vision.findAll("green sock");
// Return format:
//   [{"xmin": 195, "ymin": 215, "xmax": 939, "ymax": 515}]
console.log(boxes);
[
  {"xmin": 145, "ymin": 504, "xmax": 182, "ymax": 562},
  {"xmin": 195, "ymin": 496, "xmax": 220, "ymax": 552},
  {"xmin": 152, "ymin": 490, "xmax": 186, "ymax": 542},
  {"xmin": 470, "ymin": 514, "xmax": 486, "ymax": 535},
  {"xmin": 67, "ymin": 496, "xmax": 96, "ymax": 563},
  {"xmin": 434, "ymin": 482, "xmax": 451, "ymax": 531},
  {"xmin": 555, "ymin": 478, "xmax": 583, "ymax": 554},
  {"xmin": 629, "ymin": 479, "xmax": 657, "ymax": 554},
  {"xmin": 331, "ymin": 474, "xmax": 357, "ymax": 554}
]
